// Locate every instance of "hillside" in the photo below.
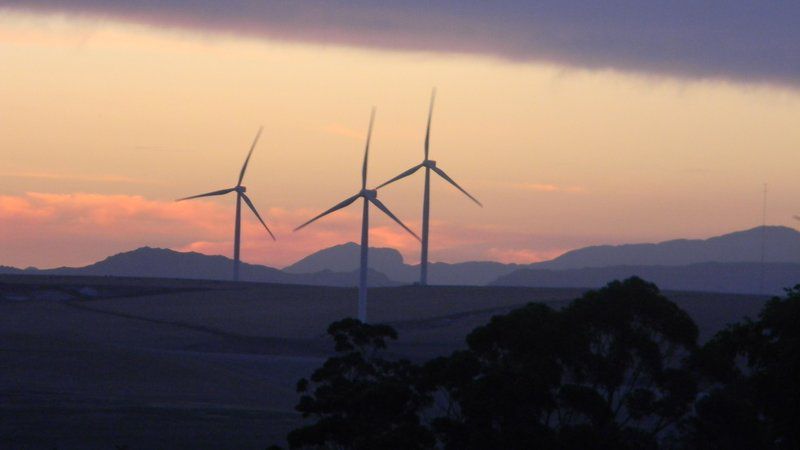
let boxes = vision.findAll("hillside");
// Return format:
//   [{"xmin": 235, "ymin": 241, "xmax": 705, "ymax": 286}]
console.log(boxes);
[
  {"xmin": 3, "ymin": 226, "xmax": 799, "ymax": 292},
  {"xmin": 532, "ymin": 226, "xmax": 800, "ymax": 270},
  {"xmin": 281, "ymin": 227, "xmax": 800, "ymax": 287},
  {"xmin": 284, "ymin": 242, "xmax": 519, "ymax": 285},
  {"xmin": 0, "ymin": 247, "xmax": 396, "ymax": 287},
  {"xmin": 0, "ymin": 276, "xmax": 770, "ymax": 448},
  {"xmin": 284, "ymin": 242, "xmax": 407, "ymax": 277},
  {"xmin": 492, "ymin": 261, "xmax": 800, "ymax": 295}
]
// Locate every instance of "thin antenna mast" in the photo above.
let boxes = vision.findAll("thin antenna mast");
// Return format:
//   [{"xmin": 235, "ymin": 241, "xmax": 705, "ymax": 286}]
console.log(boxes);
[{"xmin": 759, "ymin": 183, "xmax": 767, "ymax": 294}]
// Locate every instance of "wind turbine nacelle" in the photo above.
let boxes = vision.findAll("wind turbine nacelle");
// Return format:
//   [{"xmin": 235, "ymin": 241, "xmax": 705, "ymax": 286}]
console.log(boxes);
[
  {"xmin": 423, "ymin": 160, "xmax": 437, "ymax": 168},
  {"xmin": 236, "ymin": 186, "xmax": 247, "ymax": 193},
  {"xmin": 361, "ymin": 189, "xmax": 378, "ymax": 200}
]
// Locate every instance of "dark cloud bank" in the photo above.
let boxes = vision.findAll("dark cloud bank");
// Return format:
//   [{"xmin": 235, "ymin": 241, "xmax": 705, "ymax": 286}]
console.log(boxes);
[{"xmin": 2, "ymin": 1, "xmax": 798, "ymax": 87}]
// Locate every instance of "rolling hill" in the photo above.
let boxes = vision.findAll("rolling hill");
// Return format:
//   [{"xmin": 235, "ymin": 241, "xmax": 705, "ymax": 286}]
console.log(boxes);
[
  {"xmin": 3, "ymin": 226, "xmax": 799, "ymax": 294},
  {"xmin": 530, "ymin": 226, "xmax": 800, "ymax": 269},
  {"xmin": 283, "ymin": 226, "xmax": 800, "ymax": 289},
  {"xmin": 0, "ymin": 275, "xmax": 771, "ymax": 448},
  {"xmin": 491, "ymin": 261, "xmax": 800, "ymax": 295},
  {"xmin": 0, "ymin": 247, "xmax": 396, "ymax": 287},
  {"xmin": 284, "ymin": 242, "xmax": 519, "ymax": 285}
]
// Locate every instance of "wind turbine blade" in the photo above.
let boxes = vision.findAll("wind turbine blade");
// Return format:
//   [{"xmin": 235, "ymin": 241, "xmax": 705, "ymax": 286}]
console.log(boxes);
[
  {"xmin": 369, "ymin": 197, "xmax": 421, "ymax": 241},
  {"xmin": 376, "ymin": 164, "xmax": 423, "ymax": 189},
  {"xmin": 362, "ymin": 108, "xmax": 375, "ymax": 189},
  {"xmin": 425, "ymin": 88, "xmax": 436, "ymax": 159},
  {"xmin": 175, "ymin": 187, "xmax": 236, "ymax": 202},
  {"xmin": 241, "ymin": 193, "xmax": 276, "ymax": 241},
  {"xmin": 431, "ymin": 166, "xmax": 483, "ymax": 207},
  {"xmin": 238, "ymin": 126, "xmax": 263, "ymax": 186},
  {"xmin": 294, "ymin": 193, "xmax": 361, "ymax": 232}
]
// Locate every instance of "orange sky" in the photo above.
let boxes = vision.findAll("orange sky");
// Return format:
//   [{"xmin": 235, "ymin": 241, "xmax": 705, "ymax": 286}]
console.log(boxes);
[{"xmin": 1, "ymin": 11, "xmax": 799, "ymax": 269}]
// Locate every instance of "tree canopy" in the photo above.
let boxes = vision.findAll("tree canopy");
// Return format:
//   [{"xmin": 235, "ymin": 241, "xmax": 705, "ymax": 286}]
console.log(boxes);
[
  {"xmin": 288, "ymin": 318, "xmax": 435, "ymax": 450},
  {"xmin": 273, "ymin": 278, "xmax": 800, "ymax": 450},
  {"xmin": 685, "ymin": 285, "xmax": 800, "ymax": 449}
]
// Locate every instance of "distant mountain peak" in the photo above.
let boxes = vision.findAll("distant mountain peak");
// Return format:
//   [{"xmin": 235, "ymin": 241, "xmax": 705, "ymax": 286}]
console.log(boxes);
[
  {"xmin": 3, "ymin": 226, "xmax": 799, "ymax": 291},
  {"xmin": 283, "ymin": 242, "xmax": 406, "ymax": 274},
  {"xmin": 710, "ymin": 225, "xmax": 798, "ymax": 240},
  {"xmin": 534, "ymin": 225, "xmax": 800, "ymax": 270},
  {"xmin": 0, "ymin": 245, "xmax": 398, "ymax": 287}
]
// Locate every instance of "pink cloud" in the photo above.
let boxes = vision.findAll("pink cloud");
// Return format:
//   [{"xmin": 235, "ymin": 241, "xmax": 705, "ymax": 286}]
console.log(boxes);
[
  {"xmin": 0, "ymin": 192, "xmax": 573, "ymax": 270},
  {"xmin": 509, "ymin": 182, "xmax": 585, "ymax": 193},
  {"xmin": 485, "ymin": 247, "xmax": 565, "ymax": 264},
  {"xmin": 0, "ymin": 192, "xmax": 420, "ymax": 268},
  {"xmin": 0, "ymin": 171, "xmax": 162, "ymax": 185}
]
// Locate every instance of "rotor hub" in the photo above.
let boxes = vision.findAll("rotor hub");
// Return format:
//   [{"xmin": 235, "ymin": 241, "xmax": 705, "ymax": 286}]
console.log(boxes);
[
  {"xmin": 237, "ymin": 186, "xmax": 247, "ymax": 193},
  {"xmin": 361, "ymin": 189, "xmax": 378, "ymax": 199},
  {"xmin": 423, "ymin": 160, "xmax": 437, "ymax": 168}
]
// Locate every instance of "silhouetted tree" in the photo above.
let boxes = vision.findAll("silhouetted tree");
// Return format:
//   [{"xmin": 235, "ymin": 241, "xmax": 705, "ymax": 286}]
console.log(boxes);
[
  {"xmin": 562, "ymin": 278, "xmax": 699, "ymax": 442},
  {"xmin": 423, "ymin": 302, "xmax": 570, "ymax": 449},
  {"xmin": 287, "ymin": 318, "xmax": 435, "ymax": 450},
  {"xmin": 425, "ymin": 277, "xmax": 699, "ymax": 450},
  {"xmin": 283, "ymin": 278, "xmax": 800, "ymax": 450},
  {"xmin": 684, "ymin": 285, "xmax": 800, "ymax": 449}
]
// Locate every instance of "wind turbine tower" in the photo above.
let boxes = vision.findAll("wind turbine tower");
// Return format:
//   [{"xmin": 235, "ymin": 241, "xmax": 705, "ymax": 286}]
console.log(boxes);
[
  {"xmin": 377, "ymin": 90, "xmax": 482, "ymax": 285},
  {"xmin": 294, "ymin": 109, "xmax": 420, "ymax": 322},
  {"xmin": 176, "ymin": 127, "xmax": 276, "ymax": 281}
]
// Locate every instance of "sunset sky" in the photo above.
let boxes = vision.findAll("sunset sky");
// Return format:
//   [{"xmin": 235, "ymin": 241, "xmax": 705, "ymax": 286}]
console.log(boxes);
[{"xmin": 1, "ymin": 2, "xmax": 799, "ymax": 269}]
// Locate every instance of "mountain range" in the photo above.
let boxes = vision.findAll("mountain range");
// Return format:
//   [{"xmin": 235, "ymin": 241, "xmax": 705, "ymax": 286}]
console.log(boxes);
[
  {"xmin": 530, "ymin": 226, "xmax": 800, "ymax": 269},
  {"xmin": 3, "ymin": 226, "xmax": 799, "ymax": 294},
  {"xmin": 491, "ymin": 262, "xmax": 800, "ymax": 295},
  {"xmin": 0, "ymin": 247, "xmax": 396, "ymax": 287},
  {"xmin": 284, "ymin": 242, "xmax": 521, "ymax": 285}
]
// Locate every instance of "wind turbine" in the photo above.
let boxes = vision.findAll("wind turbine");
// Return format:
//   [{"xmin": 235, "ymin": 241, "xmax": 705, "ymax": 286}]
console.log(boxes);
[
  {"xmin": 294, "ymin": 109, "xmax": 420, "ymax": 322},
  {"xmin": 376, "ymin": 90, "xmax": 481, "ymax": 286},
  {"xmin": 176, "ymin": 127, "xmax": 275, "ymax": 281}
]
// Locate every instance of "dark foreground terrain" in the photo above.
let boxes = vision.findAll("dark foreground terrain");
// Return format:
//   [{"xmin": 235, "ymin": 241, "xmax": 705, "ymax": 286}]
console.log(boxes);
[{"xmin": 0, "ymin": 275, "xmax": 769, "ymax": 449}]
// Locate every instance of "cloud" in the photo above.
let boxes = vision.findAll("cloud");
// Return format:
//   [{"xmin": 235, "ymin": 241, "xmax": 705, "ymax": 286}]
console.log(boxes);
[
  {"xmin": 1, "ymin": 1, "xmax": 798, "ymax": 87},
  {"xmin": 0, "ymin": 192, "xmax": 373, "ymax": 268},
  {"xmin": 0, "ymin": 192, "xmax": 578, "ymax": 269},
  {"xmin": 480, "ymin": 180, "xmax": 585, "ymax": 193},
  {"xmin": 511, "ymin": 183, "xmax": 585, "ymax": 193},
  {"xmin": 485, "ymin": 247, "xmax": 564, "ymax": 264},
  {"xmin": 1, "ymin": 170, "xmax": 162, "ymax": 185},
  {"xmin": 319, "ymin": 123, "xmax": 366, "ymax": 141}
]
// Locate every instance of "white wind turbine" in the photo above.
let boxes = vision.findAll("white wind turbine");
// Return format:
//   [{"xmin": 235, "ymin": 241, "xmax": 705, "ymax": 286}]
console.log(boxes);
[
  {"xmin": 176, "ymin": 127, "xmax": 275, "ymax": 281},
  {"xmin": 294, "ymin": 109, "xmax": 420, "ymax": 322},
  {"xmin": 377, "ymin": 90, "xmax": 482, "ymax": 286}
]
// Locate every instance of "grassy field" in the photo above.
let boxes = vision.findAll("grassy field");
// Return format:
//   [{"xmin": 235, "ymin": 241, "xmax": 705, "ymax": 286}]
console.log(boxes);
[{"xmin": 0, "ymin": 275, "xmax": 769, "ymax": 449}]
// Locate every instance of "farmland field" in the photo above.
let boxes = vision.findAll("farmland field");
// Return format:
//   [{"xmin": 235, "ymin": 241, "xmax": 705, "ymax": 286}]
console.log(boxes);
[{"xmin": 0, "ymin": 275, "xmax": 769, "ymax": 449}]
